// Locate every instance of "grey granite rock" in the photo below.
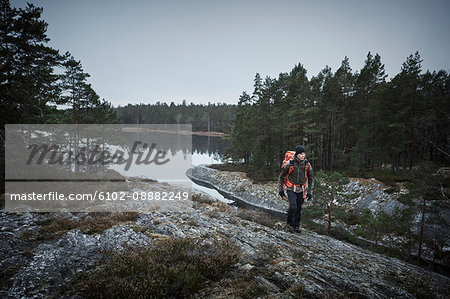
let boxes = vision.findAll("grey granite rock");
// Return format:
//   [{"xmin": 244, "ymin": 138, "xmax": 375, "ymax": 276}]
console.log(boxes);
[
  {"xmin": 1, "ymin": 176, "xmax": 449, "ymax": 298},
  {"xmin": 5, "ymin": 225, "xmax": 151, "ymax": 298},
  {"xmin": 188, "ymin": 165, "xmax": 289, "ymax": 213},
  {"xmin": 189, "ymin": 165, "xmax": 409, "ymax": 215}
]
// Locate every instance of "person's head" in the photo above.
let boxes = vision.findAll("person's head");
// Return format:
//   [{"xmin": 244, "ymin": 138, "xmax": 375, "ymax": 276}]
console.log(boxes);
[{"xmin": 295, "ymin": 145, "xmax": 306, "ymax": 161}]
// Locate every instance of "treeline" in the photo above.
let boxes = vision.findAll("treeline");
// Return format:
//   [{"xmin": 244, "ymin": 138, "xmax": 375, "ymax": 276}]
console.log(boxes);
[
  {"xmin": 0, "ymin": 1, "xmax": 119, "ymax": 125},
  {"xmin": 116, "ymin": 102, "xmax": 236, "ymax": 133},
  {"xmin": 225, "ymin": 52, "xmax": 450, "ymax": 180},
  {"xmin": 0, "ymin": 1, "xmax": 119, "ymax": 184}
]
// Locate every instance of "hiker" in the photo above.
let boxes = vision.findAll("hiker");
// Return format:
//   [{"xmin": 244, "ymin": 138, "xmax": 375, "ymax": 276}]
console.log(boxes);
[{"xmin": 278, "ymin": 145, "xmax": 313, "ymax": 233}]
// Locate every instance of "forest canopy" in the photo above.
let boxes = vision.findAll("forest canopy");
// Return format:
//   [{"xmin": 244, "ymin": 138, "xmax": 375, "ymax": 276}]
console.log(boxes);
[
  {"xmin": 225, "ymin": 53, "xmax": 450, "ymax": 180},
  {"xmin": 0, "ymin": 0, "xmax": 119, "ymax": 125},
  {"xmin": 115, "ymin": 101, "xmax": 235, "ymax": 133}
]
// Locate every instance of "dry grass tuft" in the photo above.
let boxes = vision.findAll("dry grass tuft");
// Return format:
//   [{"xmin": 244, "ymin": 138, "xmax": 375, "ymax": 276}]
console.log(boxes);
[
  {"xmin": 72, "ymin": 237, "xmax": 241, "ymax": 298},
  {"xmin": 191, "ymin": 193, "xmax": 215, "ymax": 205},
  {"xmin": 33, "ymin": 212, "xmax": 139, "ymax": 240},
  {"xmin": 236, "ymin": 209, "xmax": 277, "ymax": 228}
]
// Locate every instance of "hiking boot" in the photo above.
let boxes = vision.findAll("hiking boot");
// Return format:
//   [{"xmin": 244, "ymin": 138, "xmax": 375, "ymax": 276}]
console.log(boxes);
[
  {"xmin": 293, "ymin": 227, "xmax": 301, "ymax": 234},
  {"xmin": 287, "ymin": 226, "xmax": 295, "ymax": 233}
]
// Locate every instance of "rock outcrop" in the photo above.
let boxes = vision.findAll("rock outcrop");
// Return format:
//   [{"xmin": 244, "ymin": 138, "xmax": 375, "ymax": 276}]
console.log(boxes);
[
  {"xmin": 189, "ymin": 164, "xmax": 407, "ymax": 215},
  {"xmin": 1, "ymin": 168, "xmax": 449, "ymax": 298},
  {"xmin": 188, "ymin": 165, "xmax": 289, "ymax": 214},
  {"xmin": 189, "ymin": 164, "xmax": 450, "ymax": 271}
]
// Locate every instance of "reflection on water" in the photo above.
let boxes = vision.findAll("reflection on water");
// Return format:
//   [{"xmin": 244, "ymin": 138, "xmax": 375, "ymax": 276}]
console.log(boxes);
[
  {"xmin": 6, "ymin": 124, "xmax": 196, "ymax": 212},
  {"xmin": 192, "ymin": 150, "xmax": 223, "ymax": 165},
  {"xmin": 191, "ymin": 135, "xmax": 230, "ymax": 202},
  {"xmin": 191, "ymin": 135, "xmax": 229, "ymax": 164},
  {"xmin": 115, "ymin": 133, "xmax": 231, "ymax": 203},
  {"xmin": 116, "ymin": 133, "xmax": 229, "ymax": 168}
]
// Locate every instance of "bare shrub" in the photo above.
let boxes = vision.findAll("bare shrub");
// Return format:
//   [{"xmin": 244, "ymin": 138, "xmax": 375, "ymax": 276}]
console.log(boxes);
[
  {"xmin": 191, "ymin": 193, "xmax": 215, "ymax": 205},
  {"xmin": 237, "ymin": 209, "xmax": 277, "ymax": 228},
  {"xmin": 72, "ymin": 237, "xmax": 242, "ymax": 298},
  {"xmin": 35, "ymin": 212, "xmax": 140, "ymax": 239}
]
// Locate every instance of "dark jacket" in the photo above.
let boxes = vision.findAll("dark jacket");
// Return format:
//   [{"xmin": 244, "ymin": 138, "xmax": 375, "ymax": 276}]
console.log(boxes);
[{"xmin": 278, "ymin": 156, "xmax": 314, "ymax": 194}]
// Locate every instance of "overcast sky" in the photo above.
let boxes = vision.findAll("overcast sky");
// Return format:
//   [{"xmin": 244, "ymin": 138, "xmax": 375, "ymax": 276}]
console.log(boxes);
[{"xmin": 11, "ymin": 0, "xmax": 450, "ymax": 107}]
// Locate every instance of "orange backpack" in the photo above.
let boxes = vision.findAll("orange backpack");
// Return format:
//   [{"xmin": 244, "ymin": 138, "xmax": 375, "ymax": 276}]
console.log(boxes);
[
  {"xmin": 281, "ymin": 151, "xmax": 295, "ymax": 187},
  {"xmin": 281, "ymin": 150, "xmax": 309, "ymax": 197}
]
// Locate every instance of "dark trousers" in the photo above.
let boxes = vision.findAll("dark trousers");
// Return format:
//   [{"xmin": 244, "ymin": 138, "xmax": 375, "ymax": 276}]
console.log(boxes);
[{"xmin": 287, "ymin": 190, "xmax": 304, "ymax": 228}]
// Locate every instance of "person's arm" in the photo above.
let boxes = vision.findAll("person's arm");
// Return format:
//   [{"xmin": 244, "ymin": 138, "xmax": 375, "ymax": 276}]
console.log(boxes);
[
  {"xmin": 278, "ymin": 163, "xmax": 290, "ymax": 192},
  {"xmin": 307, "ymin": 162, "xmax": 314, "ymax": 195}
]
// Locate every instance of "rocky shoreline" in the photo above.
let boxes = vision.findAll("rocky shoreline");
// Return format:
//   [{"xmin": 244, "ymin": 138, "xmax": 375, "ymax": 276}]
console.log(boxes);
[
  {"xmin": 189, "ymin": 165, "xmax": 450, "ymax": 270},
  {"xmin": 188, "ymin": 165, "xmax": 289, "ymax": 213},
  {"xmin": 189, "ymin": 172, "xmax": 287, "ymax": 219},
  {"xmin": 1, "ymin": 170, "xmax": 449, "ymax": 298},
  {"xmin": 188, "ymin": 164, "xmax": 406, "ymax": 215}
]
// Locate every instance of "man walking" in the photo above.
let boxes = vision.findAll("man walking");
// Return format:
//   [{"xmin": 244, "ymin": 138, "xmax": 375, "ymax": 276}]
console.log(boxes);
[{"xmin": 278, "ymin": 145, "xmax": 313, "ymax": 233}]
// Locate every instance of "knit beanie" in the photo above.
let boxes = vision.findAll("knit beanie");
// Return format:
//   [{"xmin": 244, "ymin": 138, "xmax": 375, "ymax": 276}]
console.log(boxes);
[{"xmin": 295, "ymin": 145, "xmax": 306, "ymax": 155}]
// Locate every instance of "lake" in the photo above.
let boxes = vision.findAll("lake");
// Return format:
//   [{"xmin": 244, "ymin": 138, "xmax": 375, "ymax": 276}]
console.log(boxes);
[
  {"xmin": 109, "ymin": 133, "xmax": 232, "ymax": 202},
  {"xmin": 191, "ymin": 135, "xmax": 233, "ymax": 202}
]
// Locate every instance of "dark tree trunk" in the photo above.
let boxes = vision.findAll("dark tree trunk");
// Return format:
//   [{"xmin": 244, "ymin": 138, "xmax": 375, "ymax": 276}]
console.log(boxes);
[
  {"xmin": 327, "ymin": 194, "xmax": 334, "ymax": 235},
  {"xmin": 418, "ymin": 196, "xmax": 426, "ymax": 264}
]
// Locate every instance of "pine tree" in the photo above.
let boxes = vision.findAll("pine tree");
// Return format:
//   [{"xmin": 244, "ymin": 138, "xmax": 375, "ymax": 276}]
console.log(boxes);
[
  {"xmin": 384, "ymin": 52, "xmax": 423, "ymax": 174},
  {"xmin": 59, "ymin": 54, "xmax": 119, "ymax": 124},
  {"xmin": 351, "ymin": 52, "xmax": 387, "ymax": 173},
  {"xmin": 418, "ymin": 70, "xmax": 450, "ymax": 163},
  {"xmin": 251, "ymin": 75, "xmax": 277, "ymax": 179},
  {"xmin": 0, "ymin": 0, "xmax": 61, "ymax": 123},
  {"xmin": 59, "ymin": 53, "xmax": 91, "ymax": 123},
  {"xmin": 357, "ymin": 208, "xmax": 392, "ymax": 247},
  {"xmin": 331, "ymin": 57, "xmax": 355, "ymax": 169},
  {"xmin": 270, "ymin": 72, "xmax": 291, "ymax": 166},
  {"xmin": 285, "ymin": 64, "xmax": 309, "ymax": 147},
  {"xmin": 314, "ymin": 171, "xmax": 352, "ymax": 234},
  {"xmin": 225, "ymin": 91, "xmax": 254, "ymax": 164}
]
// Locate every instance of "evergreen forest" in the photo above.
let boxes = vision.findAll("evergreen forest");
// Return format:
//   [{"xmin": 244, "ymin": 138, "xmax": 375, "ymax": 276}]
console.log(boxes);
[
  {"xmin": 0, "ymin": 1, "xmax": 120, "ymax": 184},
  {"xmin": 225, "ymin": 53, "xmax": 450, "ymax": 180},
  {"xmin": 115, "ymin": 102, "xmax": 235, "ymax": 133},
  {"xmin": 0, "ymin": 1, "xmax": 119, "ymax": 125}
]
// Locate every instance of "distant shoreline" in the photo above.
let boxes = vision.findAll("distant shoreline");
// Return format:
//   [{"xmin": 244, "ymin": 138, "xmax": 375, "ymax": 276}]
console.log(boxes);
[{"xmin": 122, "ymin": 127, "xmax": 230, "ymax": 137}]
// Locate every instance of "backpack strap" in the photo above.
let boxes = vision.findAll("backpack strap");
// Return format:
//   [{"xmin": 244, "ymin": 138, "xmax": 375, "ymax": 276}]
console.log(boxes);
[
  {"xmin": 288, "ymin": 159, "xmax": 294, "ymax": 176},
  {"xmin": 283, "ymin": 159, "xmax": 295, "ymax": 187},
  {"xmin": 302, "ymin": 160, "xmax": 309, "ymax": 199},
  {"xmin": 304, "ymin": 160, "xmax": 309, "ymax": 180}
]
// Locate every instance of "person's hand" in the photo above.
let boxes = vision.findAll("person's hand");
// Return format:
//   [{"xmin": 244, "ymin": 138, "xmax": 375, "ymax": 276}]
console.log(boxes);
[
  {"xmin": 306, "ymin": 193, "xmax": 312, "ymax": 201},
  {"xmin": 279, "ymin": 191, "xmax": 285, "ymax": 198}
]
